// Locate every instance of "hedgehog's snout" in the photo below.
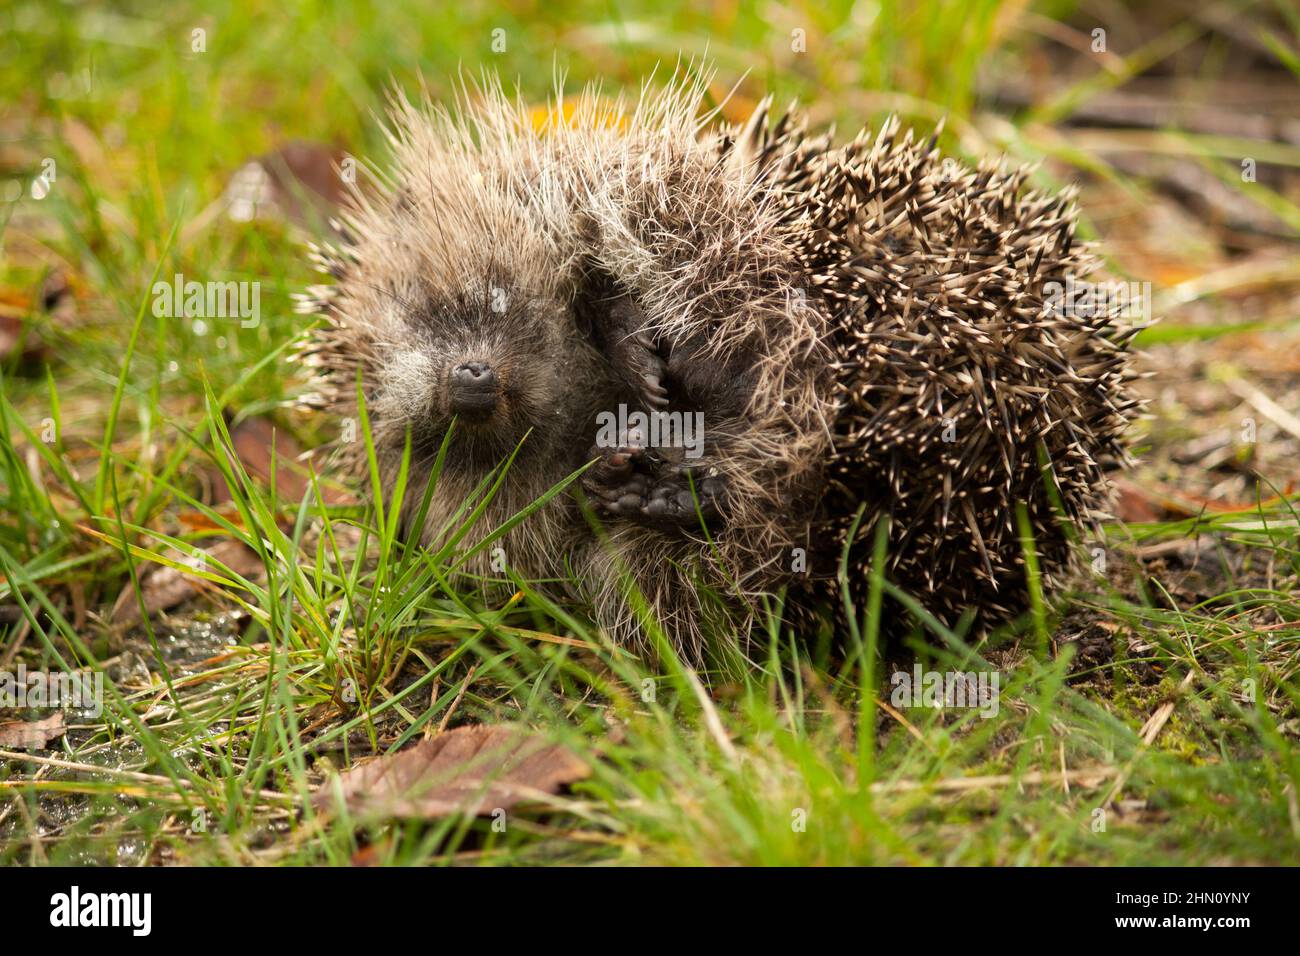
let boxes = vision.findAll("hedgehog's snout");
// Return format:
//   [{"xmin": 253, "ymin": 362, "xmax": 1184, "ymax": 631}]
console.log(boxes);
[{"xmin": 448, "ymin": 361, "xmax": 500, "ymax": 420}]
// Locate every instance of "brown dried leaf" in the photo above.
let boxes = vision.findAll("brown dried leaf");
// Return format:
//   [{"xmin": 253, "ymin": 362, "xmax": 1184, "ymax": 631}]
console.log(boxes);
[
  {"xmin": 1111, "ymin": 477, "xmax": 1173, "ymax": 523},
  {"xmin": 0, "ymin": 712, "xmax": 66, "ymax": 750},
  {"xmin": 110, "ymin": 539, "xmax": 264, "ymax": 626},
  {"xmin": 225, "ymin": 141, "xmax": 351, "ymax": 228},
  {"xmin": 0, "ymin": 313, "xmax": 46, "ymax": 365},
  {"xmin": 211, "ymin": 415, "xmax": 351, "ymax": 506},
  {"xmin": 315, "ymin": 724, "xmax": 590, "ymax": 819}
]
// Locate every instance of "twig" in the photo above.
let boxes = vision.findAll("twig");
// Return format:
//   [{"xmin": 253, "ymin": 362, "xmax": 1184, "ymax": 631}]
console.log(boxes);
[
  {"xmin": 0, "ymin": 748, "xmax": 294, "ymax": 804},
  {"xmin": 432, "ymin": 664, "xmax": 477, "ymax": 738},
  {"xmin": 875, "ymin": 696, "xmax": 934, "ymax": 753},
  {"xmin": 1223, "ymin": 376, "xmax": 1300, "ymax": 444},
  {"xmin": 869, "ymin": 766, "xmax": 1118, "ymax": 795}
]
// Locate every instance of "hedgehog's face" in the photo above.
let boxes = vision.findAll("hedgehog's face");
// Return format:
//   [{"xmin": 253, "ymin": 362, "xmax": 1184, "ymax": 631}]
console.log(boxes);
[
  {"xmin": 311, "ymin": 151, "xmax": 600, "ymax": 480},
  {"xmin": 368, "ymin": 275, "xmax": 581, "ymax": 465}
]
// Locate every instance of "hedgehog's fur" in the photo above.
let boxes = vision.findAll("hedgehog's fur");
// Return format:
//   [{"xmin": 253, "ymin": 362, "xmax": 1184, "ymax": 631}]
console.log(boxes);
[{"xmin": 298, "ymin": 70, "xmax": 1138, "ymax": 660}]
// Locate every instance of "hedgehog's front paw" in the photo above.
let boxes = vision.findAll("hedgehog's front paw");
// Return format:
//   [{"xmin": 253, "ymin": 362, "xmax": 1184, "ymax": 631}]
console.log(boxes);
[
  {"xmin": 584, "ymin": 431, "xmax": 659, "ymax": 521},
  {"xmin": 611, "ymin": 331, "xmax": 670, "ymax": 411},
  {"xmin": 584, "ymin": 428, "xmax": 648, "ymax": 494}
]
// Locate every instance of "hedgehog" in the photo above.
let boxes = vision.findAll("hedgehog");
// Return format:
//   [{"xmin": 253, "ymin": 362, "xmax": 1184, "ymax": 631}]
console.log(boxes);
[{"xmin": 297, "ymin": 71, "xmax": 1138, "ymax": 661}]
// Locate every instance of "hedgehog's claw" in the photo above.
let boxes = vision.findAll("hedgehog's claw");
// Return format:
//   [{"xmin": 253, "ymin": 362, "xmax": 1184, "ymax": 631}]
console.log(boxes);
[
  {"xmin": 610, "ymin": 328, "xmax": 671, "ymax": 412},
  {"xmin": 642, "ymin": 372, "xmax": 670, "ymax": 410},
  {"xmin": 626, "ymin": 345, "xmax": 670, "ymax": 412}
]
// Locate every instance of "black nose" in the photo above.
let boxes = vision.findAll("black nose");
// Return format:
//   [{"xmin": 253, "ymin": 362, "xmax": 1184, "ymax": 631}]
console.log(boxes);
[{"xmin": 449, "ymin": 362, "xmax": 499, "ymax": 418}]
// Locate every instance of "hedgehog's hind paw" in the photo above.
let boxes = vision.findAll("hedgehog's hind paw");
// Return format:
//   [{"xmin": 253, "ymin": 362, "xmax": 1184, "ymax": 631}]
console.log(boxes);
[
  {"xmin": 587, "ymin": 460, "xmax": 725, "ymax": 532},
  {"xmin": 584, "ymin": 427, "xmax": 726, "ymax": 531},
  {"xmin": 639, "ymin": 472, "xmax": 726, "ymax": 530}
]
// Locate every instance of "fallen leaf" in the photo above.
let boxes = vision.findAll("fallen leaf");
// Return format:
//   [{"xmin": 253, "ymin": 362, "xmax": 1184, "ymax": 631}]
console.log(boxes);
[
  {"xmin": 229, "ymin": 415, "xmax": 306, "ymax": 501},
  {"xmin": 0, "ymin": 313, "xmax": 46, "ymax": 366},
  {"xmin": 110, "ymin": 538, "xmax": 265, "ymax": 626},
  {"xmin": 349, "ymin": 842, "xmax": 386, "ymax": 866},
  {"xmin": 176, "ymin": 505, "xmax": 243, "ymax": 532},
  {"xmin": 0, "ymin": 712, "xmax": 66, "ymax": 749},
  {"xmin": 0, "ymin": 286, "xmax": 31, "ymax": 311},
  {"xmin": 224, "ymin": 141, "xmax": 351, "ymax": 229},
  {"xmin": 315, "ymin": 724, "xmax": 590, "ymax": 819},
  {"xmin": 1113, "ymin": 475, "xmax": 1296, "ymax": 522},
  {"xmin": 211, "ymin": 415, "xmax": 352, "ymax": 506},
  {"xmin": 1111, "ymin": 477, "xmax": 1174, "ymax": 522}
]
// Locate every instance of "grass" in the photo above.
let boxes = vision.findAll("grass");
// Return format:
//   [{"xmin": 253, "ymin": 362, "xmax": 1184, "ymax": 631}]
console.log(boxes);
[{"xmin": 1, "ymin": 0, "xmax": 1298, "ymax": 865}]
